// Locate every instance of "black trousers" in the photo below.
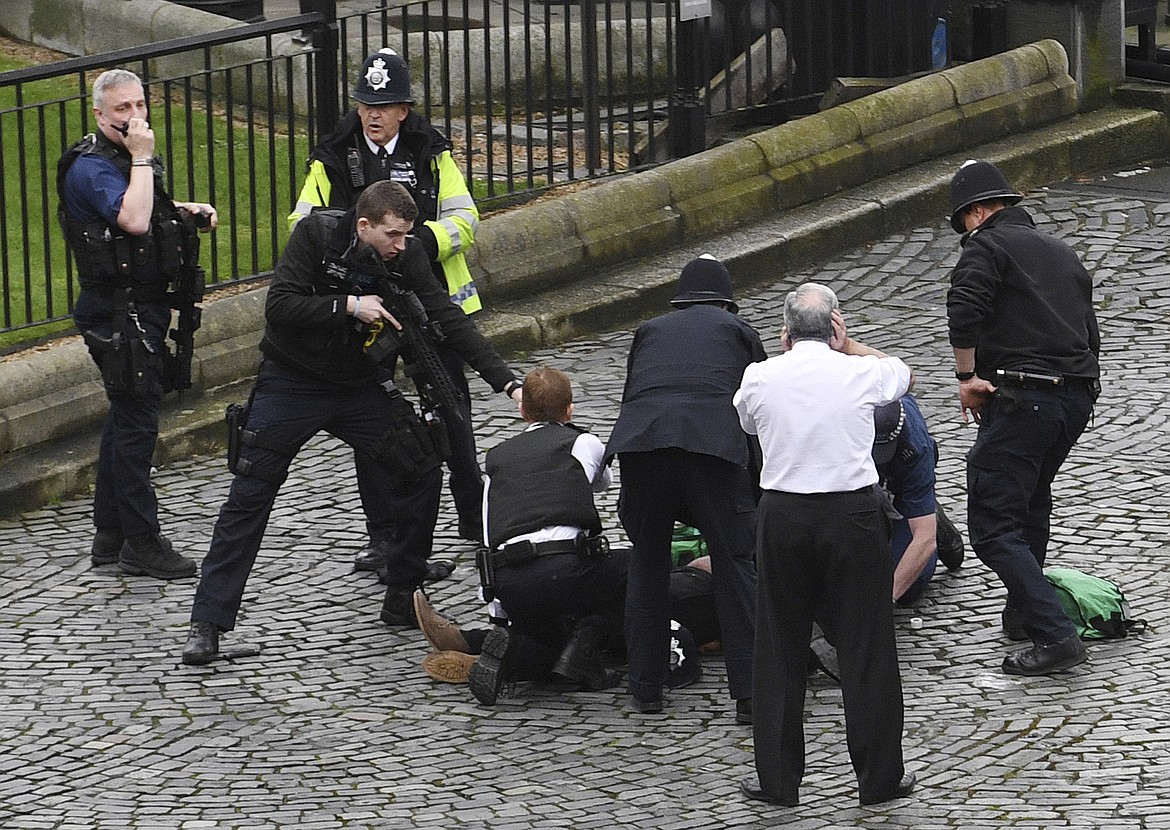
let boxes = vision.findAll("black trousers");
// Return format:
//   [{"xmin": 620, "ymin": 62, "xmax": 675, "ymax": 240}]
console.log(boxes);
[
  {"xmin": 191, "ymin": 363, "xmax": 439, "ymax": 631},
  {"xmin": 753, "ymin": 488, "xmax": 905, "ymax": 805},
  {"xmin": 354, "ymin": 344, "xmax": 483, "ymax": 557},
  {"xmin": 966, "ymin": 382, "xmax": 1094, "ymax": 644},
  {"xmin": 74, "ymin": 292, "xmax": 170, "ymax": 539},
  {"xmin": 618, "ymin": 449, "xmax": 757, "ymax": 701},
  {"xmin": 495, "ymin": 547, "xmax": 629, "ymax": 675}
]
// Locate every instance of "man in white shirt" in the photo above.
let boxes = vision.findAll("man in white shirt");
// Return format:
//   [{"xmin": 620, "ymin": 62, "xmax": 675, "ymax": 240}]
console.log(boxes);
[{"xmin": 733, "ymin": 282, "xmax": 915, "ymax": 808}]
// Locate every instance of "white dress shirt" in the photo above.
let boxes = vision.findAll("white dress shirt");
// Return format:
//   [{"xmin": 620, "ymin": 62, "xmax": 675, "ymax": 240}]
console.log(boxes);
[{"xmin": 733, "ymin": 340, "xmax": 911, "ymax": 494}]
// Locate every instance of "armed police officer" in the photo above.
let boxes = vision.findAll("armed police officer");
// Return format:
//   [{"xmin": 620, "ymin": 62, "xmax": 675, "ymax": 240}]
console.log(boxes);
[
  {"xmin": 947, "ymin": 159, "xmax": 1101, "ymax": 677},
  {"xmin": 291, "ymin": 49, "xmax": 488, "ymax": 572},
  {"xmin": 60, "ymin": 68, "xmax": 216, "ymax": 580},
  {"xmin": 182, "ymin": 181, "xmax": 521, "ymax": 666}
]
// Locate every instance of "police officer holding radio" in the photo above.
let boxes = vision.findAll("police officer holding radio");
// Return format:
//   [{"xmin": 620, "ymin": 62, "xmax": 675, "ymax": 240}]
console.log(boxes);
[
  {"xmin": 947, "ymin": 159, "xmax": 1101, "ymax": 677},
  {"xmin": 182, "ymin": 181, "xmax": 520, "ymax": 665},
  {"xmin": 60, "ymin": 68, "xmax": 216, "ymax": 580},
  {"xmin": 291, "ymin": 49, "xmax": 487, "ymax": 570}
]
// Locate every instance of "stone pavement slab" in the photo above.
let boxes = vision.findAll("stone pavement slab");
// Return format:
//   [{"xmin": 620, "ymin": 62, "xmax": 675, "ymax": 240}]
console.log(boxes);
[{"xmin": 1, "ymin": 166, "xmax": 1169, "ymax": 829}]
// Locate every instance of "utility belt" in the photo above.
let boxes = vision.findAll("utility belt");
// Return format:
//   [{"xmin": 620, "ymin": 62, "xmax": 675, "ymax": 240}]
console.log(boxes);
[
  {"xmin": 79, "ymin": 282, "xmax": 167, "ymax": 305},
  {"xmin": 490, "ymin": 532, "xmax": 610, "ymax": 570},
  {"xmin": 994, "ymin": 369, "xmax": 1100, "ymax": 395}
]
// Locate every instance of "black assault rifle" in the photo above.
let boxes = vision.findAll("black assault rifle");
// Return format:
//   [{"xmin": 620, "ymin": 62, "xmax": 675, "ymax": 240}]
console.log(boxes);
[
  {"xmin": 359, "ymin": 274, "xmax": 464, "ymax": 463},
  {"xmin": 163, "ymin": 212, "xmax": 207, "ymax": 393}
]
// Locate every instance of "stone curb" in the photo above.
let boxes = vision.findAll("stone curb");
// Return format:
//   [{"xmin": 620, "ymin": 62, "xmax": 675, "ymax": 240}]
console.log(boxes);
[{"xmin": 1, "ymin": 103, "xmax": 1166, "ymax": 518}]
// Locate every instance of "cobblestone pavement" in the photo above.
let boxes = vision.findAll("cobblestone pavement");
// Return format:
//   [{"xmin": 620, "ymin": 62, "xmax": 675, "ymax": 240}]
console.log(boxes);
[{"xmin": 2, "ymin": 167, "xmax": 1169, "ymax": 829}]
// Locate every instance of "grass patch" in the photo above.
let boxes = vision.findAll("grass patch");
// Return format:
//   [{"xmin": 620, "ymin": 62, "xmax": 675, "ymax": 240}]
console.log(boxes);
[{"xmin": 1, "ymin": 53, "xmax": 312, "ymax": 347}]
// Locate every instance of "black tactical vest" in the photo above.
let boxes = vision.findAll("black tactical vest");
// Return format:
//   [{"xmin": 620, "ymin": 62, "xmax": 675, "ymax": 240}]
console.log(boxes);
[
  {"xmin": 484, "ymin": 423, "xmax": 603, "ymax": 551},
  {"xmin": 57, "ymin": 132, "xmax": 186, "ymax": 293}
]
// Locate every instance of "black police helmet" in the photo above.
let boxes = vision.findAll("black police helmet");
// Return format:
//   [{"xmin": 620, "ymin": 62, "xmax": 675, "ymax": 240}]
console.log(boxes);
[
  {"xmin": 352, "ymin": 48, "xmax": 414, "ymax": 106},
  {"xmin": 948, "ymin": 159, "xmax": 1022, "ymax": 234},
  {"xmin": 670, "ymin": 254, "xmax": 738, "ymax": 314},
  {"xmin": 871, "ymin": 398, "xmax": 905, "ymax": 468}
]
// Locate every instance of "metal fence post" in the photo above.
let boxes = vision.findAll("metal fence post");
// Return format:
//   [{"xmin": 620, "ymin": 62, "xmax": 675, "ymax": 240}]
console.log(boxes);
[
  {"xmin": 580, "ymin": 0, "xmax": 602, "ymax": 173},
  {"xmin": 670, "ymin": 3, "xmax": 706, "ymax": 159},
  {"xmin": 300, "ymin": 0, "xmax": 340, "ymax": 139}
]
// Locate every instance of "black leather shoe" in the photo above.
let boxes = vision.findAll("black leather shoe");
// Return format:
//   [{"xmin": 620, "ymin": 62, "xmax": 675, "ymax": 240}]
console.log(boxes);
[
  {"xmin": 119, "ymin": 534, "xmax": 197, "ymax": 580},
  {"xmin": 354, "ymin": 540, "xmax": 390, "ymax": 572},
  {"xmin": 632, "ymin": 695, "xmax": 664, "ymax": 714},
  {"xmin": 90, "ymin": 529, "xmax": 125, "ymax": 566},
  {"xmin": 552, "ymin": 623, "xmax": 617, "ymax": 690},
  {"xmin": 935, "ymin": 505, "xmax": 965, "ymax": 570},
  {"xmin": 380, "ymin": 587, "xmax": 419, "ymax": 628},
  {"xmin": 740, "ymin": 777, "xmax": 798, "ymax": 807},
  {"xmin": 376, "ymin": 559, "xmax": 456, "ymax": 586},
  {"xmin": 1001, "ymin": 604, "xmax": 1029, "ymax": 641},
  {"xmin": 735, "ymin": 697, "xmax": 753, "ymax": 725},
  {"xmin": 469, "ymin": 626, "xmax": 518, "ymax": 705},
  {"xmin": 859, "ymin": 772, "xmax": 916, "ymax": 806},
  {"xmin": 1002, "ymin": 634, "xmax": 1086, "ymax": 676},
  {"xmin": 182, "ymin": 621, "xmax": 220, "ymax": 666}
]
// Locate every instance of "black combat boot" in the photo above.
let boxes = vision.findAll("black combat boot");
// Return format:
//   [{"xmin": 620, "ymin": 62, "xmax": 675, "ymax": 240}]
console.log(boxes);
[
  {"xmin": 553, "ymin": 619, "xmax": 617, "ymax": 691},
  {"xmin": 182, "ymin": 621, "xmax": 220, "ymax": 666},
  {"xmin": 381, "ymin": 586, "xmax": 419, "ymax": 628},
  {"xmin": 469, "ymin": 626, "xmax": 519, "ymax": 705},
  {"xmin": 119, "ymin": 533, "xmax": 197, "ymax": 580},
  {"xmin": 90, "ymin": 529, "xmax": 125, "ymax": 566}
]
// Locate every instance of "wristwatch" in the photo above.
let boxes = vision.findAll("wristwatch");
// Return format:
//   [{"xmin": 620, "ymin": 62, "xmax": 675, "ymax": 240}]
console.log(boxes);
[
  {"xmin": 504, "ymin": 379, "xmax": 523, "ymax": 396},
  {"xmin": 955, "ymin": 371, "xmax": 976, "ymax": 381}
]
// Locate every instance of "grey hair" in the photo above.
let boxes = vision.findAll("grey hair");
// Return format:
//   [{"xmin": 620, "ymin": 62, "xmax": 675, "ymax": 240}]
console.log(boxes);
[
  {"xmin": 93, "ymin": 69, "xmax": 143, "ymax": 111},
  {"xmin": 783, "ymin": 282, "xmax": 838, "ymax": 343}
]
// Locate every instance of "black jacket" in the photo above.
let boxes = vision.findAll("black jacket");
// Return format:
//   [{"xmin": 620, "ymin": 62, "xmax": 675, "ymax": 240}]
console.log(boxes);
[
  {"xmin": 606, "ymin": 304, "xmax": 767, "ymax": 466},
  {"xmin": 948, "ymin": 206, "xmax": 1100, "ymax": 380},
  {"xmin": 260, "ymin": 208, "xmax": 513, "ymax": 388},
  {"xmin": 308, "ymin": 109, "xmax": 448, "ymax": 225}
]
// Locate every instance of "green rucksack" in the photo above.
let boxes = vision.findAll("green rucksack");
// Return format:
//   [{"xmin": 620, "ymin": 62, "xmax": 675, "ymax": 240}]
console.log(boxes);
[
  {"xmin": 671, "ymin": 524, "xmax": 706, "ymax": 567},
  {"xmin": 1045, "ymin": 567, "xmax": 1148, "ymax": 640}
]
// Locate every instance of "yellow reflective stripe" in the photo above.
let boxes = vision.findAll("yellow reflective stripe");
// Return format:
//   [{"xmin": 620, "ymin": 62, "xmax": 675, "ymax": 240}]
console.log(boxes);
[{"xmin": 287, "ymin": 161, "xmax": 332, "ymax": 232}]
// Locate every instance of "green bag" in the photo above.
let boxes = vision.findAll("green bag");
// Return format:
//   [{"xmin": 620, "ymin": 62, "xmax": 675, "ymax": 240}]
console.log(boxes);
[
  {"xmin": 1045, "ymin": 567, "xmax": 1148, "ymax": 640},
  {"xmin": 671, "ymin": 524, "xmax": 706, "ymax": 567}
]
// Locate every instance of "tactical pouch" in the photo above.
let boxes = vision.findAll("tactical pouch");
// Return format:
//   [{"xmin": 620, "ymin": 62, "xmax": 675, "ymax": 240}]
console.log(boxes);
[
  {"xmin": 156, "ymin": 219, "xmax": 185, "ymax": 278},
  {"xmin": 370, "ymin": 386, "xmax": 442, "ymax": 494},
  {"xmin": 84, "ymin": 330, "xmax": 155, "ymax": 397},
  {"xmin": 424, "ymin": 410, "xmax": 452, "ymax": 462},
  {"xmin": 225, "ymin": 401, "xmax": 250, "ymax": 475}
]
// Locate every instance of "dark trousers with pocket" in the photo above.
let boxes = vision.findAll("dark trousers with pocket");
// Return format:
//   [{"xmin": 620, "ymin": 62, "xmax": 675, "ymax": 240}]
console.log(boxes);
[
  {"xmin": 966, "ymin": 382, "xmax": 1094, "ymax": 644},
  {"xmin": 618, "ymin": 449, "xmax": 757, "ymax": 702},
  {"xmin": 74, "ymin": 291, "xmax": 171, "ymax": 539},
  {"xmin": 191, "ymin": 362, "xmax": 438, "ymax": 631},
  {"xmin": 753, "ymin": 487, "xmax": 905, "ymax": 805}
]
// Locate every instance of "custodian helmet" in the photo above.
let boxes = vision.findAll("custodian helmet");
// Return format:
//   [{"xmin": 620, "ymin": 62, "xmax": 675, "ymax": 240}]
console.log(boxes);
[
  {"xmin": 948, "ymin": 159, "xmax": 1022, "ymax": 234},
  {"xmin": 670, "ymin": 254, "xmax": 738, "ymax": 314},
  {"xmin": 352, "ymin": 48, "xmax": 414, "ymax": 105}
]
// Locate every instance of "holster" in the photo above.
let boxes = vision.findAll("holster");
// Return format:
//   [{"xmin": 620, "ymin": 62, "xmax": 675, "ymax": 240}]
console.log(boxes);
[
  {"xmin": 83, "ymin": 329, "xmax": 156, "ymax": 397},
  {"xmin": 225, "ymin": 401, "xmax": 250, "ymax": 475},
  {"xmin": 369, "ymin": 383, "xmax": 443, "ymax": 494}
]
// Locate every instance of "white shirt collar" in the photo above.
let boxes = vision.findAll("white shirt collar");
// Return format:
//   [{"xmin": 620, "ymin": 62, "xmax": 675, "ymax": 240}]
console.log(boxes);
[{"xmin": 363, "ymin": 132, "xmax": 399, "ymax": 156}]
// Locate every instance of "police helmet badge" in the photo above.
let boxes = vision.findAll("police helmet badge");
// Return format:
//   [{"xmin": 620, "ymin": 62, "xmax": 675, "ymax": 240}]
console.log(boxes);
[{"xmin": 365, "ymin": 57, "xmax": 391, "ymax": 92}]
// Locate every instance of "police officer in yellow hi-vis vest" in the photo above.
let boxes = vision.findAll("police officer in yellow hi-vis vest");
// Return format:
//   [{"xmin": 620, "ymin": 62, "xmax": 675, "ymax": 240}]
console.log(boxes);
[{"xmin": 290, "ymin": 49, "xmax": 488, "ymax": 573}]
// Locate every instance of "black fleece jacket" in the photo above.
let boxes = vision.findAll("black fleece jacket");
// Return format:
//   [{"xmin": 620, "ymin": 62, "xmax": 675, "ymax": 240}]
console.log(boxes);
[
  {"xmin": 260, "ymin": 208, "xmax": 514, "ymax": 389},
  {"xmin": 947, "ymin": 206, "xmax": 1100, "ymax": 380}
]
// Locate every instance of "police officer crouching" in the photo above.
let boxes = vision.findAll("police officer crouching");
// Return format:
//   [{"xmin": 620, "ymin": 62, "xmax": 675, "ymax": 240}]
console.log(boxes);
[
  {"xmin": 60, "ymin": 68, "xmax": 217, "ymax": 579},
  {"xmin": 467, "ymin": 367, "xmax": 628, "ymax": 705}
]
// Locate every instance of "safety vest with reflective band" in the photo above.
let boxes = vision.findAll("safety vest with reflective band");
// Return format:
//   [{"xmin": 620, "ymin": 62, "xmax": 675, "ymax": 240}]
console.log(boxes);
[
  {"xmin": 57, "ymin": 132, "xmax": 186, "ymax": 296},
  {"xmin": 289, "ymin": 109, "xmax": 481, "ymax": 314}
]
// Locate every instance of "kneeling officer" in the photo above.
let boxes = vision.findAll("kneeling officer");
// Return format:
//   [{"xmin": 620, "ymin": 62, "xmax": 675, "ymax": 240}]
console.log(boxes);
[{"xmin": 183, "ymin": 181, "xmax": 521, "ymax": 665}]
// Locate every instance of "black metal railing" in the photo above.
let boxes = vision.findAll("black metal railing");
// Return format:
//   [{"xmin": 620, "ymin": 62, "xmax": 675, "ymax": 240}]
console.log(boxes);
[
  {"xmin": 0, "ymin": 15, "xmax": 322, "ymax": 343},
  {"xmin": 2, "ymin": 0, "xmax": 940, "ymax": 344}
]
